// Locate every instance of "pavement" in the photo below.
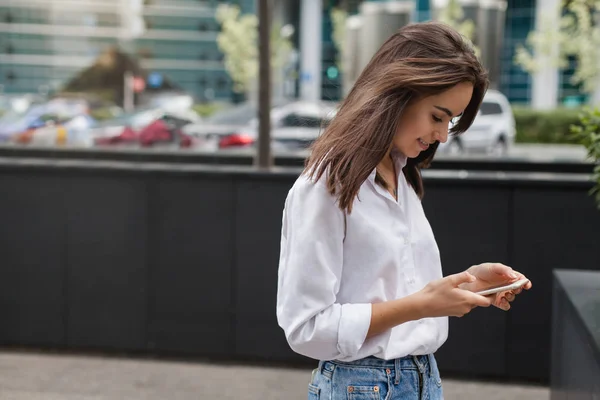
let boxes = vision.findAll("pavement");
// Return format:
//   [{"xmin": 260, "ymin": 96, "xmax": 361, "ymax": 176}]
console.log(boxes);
[{"xmin": 0, "ymin": 350, "xmax": 550, "ymax": 400}]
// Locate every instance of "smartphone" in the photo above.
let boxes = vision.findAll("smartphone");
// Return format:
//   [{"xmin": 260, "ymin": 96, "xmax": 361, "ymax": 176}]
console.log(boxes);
[{"xmin": 475, "ymin": 278, "xmax": 530, "ymax": 296}]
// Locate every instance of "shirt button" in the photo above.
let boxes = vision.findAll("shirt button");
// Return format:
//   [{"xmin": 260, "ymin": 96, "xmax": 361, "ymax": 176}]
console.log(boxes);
[{"xmin": 404, "ymin": 237, "xmax": 410, "ymax": 245}]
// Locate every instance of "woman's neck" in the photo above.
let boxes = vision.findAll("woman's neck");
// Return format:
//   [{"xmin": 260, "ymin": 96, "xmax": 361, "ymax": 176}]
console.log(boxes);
[{"xmin": 378, "ymin": 152, "xmax": 395, "ymax": 174}]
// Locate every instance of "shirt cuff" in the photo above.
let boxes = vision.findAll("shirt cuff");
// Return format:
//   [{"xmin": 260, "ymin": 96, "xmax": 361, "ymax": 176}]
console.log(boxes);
[{"xmin": 337, "ymin": 303, "xmax": 372, "ymax": 358}]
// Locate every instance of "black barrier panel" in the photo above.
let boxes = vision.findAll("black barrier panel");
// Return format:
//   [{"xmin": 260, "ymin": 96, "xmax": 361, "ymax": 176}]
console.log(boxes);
[
  {"xmin": 233, "ymin": 178, "xmax": 307, "ymax": 362},
  {"xmin": 66, "ymin": 175, "xmax": 148, "ymax": 350},
  {"xmin": 0, "ymin": 172, "xmax": 67, "ymax": 346},
  {"xmin": 423, "ymin": 184, "xmax": 511, "ymax": 377},
  {"xmin": 510, "ymin": 187, "xmax": 600, "ymax": 382},
  {"xmin": 0, "ymin": 158, "xmax": 597, "ymax": 384},
  {"xmin": 551, "ymin": 270, "xmax": 600, "ymax": 399},
  {"xmin": 146, "ymin": 176, "xmax": 235, "ymax": 356}
]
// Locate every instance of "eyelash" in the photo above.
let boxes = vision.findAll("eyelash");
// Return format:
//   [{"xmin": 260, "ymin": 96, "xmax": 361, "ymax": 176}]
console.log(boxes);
[{"xmin": 432, "ymin": 115, "xmax": 443, "ymax": 123}]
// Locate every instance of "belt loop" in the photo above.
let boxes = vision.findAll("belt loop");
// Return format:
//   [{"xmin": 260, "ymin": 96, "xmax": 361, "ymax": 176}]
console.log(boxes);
[
  {"xmin": 413, "ymin": 356, "xmax": 426, "ymax": 374},
  {"xmin": 427, "ymin": 354, "xmax": 433, "ymax": 378},
  {"xmin": 320, "ymin": 361, "xmax": 335, "ymax": 379},
  {"xmin": 394, "ymin": 358, "xmax": 401, "ymax": 385}
]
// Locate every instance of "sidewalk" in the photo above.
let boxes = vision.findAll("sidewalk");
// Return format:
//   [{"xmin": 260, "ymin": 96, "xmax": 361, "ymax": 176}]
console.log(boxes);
[{"xmin": 0, "ymin": 350, "xmax": 549, "ymax": 399}]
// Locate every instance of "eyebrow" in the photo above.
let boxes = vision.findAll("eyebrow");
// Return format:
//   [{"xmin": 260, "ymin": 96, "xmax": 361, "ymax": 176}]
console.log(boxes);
[{"xmin": 434, "ymin": 105, "xmax": 455, "ymax": 117}]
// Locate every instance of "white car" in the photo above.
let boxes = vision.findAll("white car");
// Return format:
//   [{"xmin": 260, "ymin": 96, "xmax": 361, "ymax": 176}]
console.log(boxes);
[
  {"xmin": 438, "ymin": 90, "xmax": 516, "ymax": 156},
  {"xmin": 184, "ymin": 100, "xmax": 338, "ymax": 152}
]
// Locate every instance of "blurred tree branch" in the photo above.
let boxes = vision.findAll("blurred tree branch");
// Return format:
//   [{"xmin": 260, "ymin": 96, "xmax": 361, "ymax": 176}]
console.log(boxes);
[
  {"xmin": 330, "ymin": 7, "xmax": 348, "ymax": 73},
  {"xmin": 570, "ymin": 107, "xmax": 600, "ymax": 208},
  {"xmin": 215, "ymin": 4, "xmax": 292, "ymax": 95},
  {"xmin": 514, "ymin": 0, "xmax": 600, "ymax": 94},
  {"xmin": 437, "ymin": 0, "xmax": 480, "ymax": 58}
]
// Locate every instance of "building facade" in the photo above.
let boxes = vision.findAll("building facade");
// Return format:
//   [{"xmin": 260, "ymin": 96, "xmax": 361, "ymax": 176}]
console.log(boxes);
[
  {"xmin": 0, "ymin": 0, "xmax": 251, "ymax": 102},
  {"xmin": 0, "ymin": 0, "xmax": 589, "ymax": 107}
]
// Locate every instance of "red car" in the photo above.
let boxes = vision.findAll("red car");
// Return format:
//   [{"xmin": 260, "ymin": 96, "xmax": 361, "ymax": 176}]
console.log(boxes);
[{"xmin": 95, "ymin": 112, "xmax": 196, "ymax": 148}]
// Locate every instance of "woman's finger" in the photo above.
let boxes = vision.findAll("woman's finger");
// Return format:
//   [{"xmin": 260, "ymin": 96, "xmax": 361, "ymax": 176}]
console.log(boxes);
[
  {"xmin": 498, "ymin": 298, "xmax": 510, "ymax": 311},
  {"xmin": 488, "ymin": 263, "xmax": 518, "ymax": 279},
  {"xmin": 513, "ymin": 271, "xmax": 533, "ymax": 290}
]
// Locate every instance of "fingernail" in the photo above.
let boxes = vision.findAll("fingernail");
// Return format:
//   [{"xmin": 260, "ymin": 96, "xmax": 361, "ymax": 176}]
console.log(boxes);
[{"xmin": 510, "ymin": 272, "xmax": 518, "ymax": 279}]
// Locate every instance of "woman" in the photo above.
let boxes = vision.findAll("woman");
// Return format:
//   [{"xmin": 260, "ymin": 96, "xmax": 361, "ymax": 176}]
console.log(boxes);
[{"xmin": 276, "ymin": 21, "xmax": 532, "ymax": 399}]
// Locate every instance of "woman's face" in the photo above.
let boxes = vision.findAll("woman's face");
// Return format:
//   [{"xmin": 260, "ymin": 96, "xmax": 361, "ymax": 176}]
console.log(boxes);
[{"xmin": 393, "ymin": 81, "xmax": 474, "ymax": 158}]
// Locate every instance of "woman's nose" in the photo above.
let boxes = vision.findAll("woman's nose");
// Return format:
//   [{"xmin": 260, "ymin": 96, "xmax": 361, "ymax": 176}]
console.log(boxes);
[{"xmin": 435, "ymin": 128, "xmax": 449, "ymax": 144}]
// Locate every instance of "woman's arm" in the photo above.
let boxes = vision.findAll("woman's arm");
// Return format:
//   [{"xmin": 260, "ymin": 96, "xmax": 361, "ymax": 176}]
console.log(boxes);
[
  {"xmin": 366, "ymin": 270, "xmax": 491, "ymax": 338},
  {"xmin": 277, "ymin": 176, "xmax": 371, "ymax": 360},
  {"xmin": 367, "ymin": 294, "xmax": 423, "ymax": 338}
]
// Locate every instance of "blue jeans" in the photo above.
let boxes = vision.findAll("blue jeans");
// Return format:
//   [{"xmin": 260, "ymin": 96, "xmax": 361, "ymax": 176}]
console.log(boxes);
[{"xmin": 308, "ymin": 354, "xmax": 444, "ymax": 399}]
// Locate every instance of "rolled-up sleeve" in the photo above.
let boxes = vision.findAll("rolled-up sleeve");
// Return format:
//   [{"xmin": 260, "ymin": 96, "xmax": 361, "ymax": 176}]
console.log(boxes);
[{"xmin": 276, "ymin": 175, "xmax": 372, "ymax": 361}]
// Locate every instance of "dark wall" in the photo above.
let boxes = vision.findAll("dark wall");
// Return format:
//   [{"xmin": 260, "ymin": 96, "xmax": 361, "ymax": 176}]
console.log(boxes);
[
  {"xmin": 424, "ymin": 183, "xmax": 512, "ymax": 378},
  {"xmin": 0, "ymin": 159, "xmax": 598, "ymax": 383}
]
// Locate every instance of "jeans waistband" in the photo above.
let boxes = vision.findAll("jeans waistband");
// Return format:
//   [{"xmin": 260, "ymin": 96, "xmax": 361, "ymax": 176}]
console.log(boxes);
[
  {"xmin": 322, "ymin": 355, "xmax": 433, "ymax": 385},
  {"xmin": 329, "ymin": 355, "xmax": 430, "ymax": 369}
]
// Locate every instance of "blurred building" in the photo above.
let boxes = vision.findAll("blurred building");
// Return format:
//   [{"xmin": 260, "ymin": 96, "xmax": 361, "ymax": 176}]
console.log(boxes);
[
  {"xmin": 322, "ymin": 0, "xmax": 586, "ymax": 107},
  {"xmin": 0, "ymin": 0, "xmax": 589, "ymax": 108},
  {"xmin": 0, "ymin": 0, "xmax": 254, "ymax": 103}
]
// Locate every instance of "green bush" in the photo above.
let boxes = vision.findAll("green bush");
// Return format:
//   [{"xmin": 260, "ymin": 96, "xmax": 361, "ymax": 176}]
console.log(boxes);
[
  {"xmin": 513, "ymin": 106, "xmax": 583, "ymax": 144},
  {"xmin": 570, "ymin": 107, "xmax": 600, "ymax": 208}
]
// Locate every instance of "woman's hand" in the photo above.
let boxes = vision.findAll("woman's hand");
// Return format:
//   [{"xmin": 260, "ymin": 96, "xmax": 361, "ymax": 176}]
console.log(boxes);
[
  {"xmin": 459, "ymin": 263, "xmax": 532, "ymax": 311},
  {"xmin": 416, "ymin": 271, "xmax": 494, "ymax": 318}
]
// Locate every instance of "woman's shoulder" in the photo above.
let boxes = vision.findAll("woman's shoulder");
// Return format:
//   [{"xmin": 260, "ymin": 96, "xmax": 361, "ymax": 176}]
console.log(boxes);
[
  {"xmin": 290, "ymin": 170, "xmax": 329, "ymax": 195},
  {"xmin": 286, "ymin": 169, "xmax": 340, "ymax": 207}
]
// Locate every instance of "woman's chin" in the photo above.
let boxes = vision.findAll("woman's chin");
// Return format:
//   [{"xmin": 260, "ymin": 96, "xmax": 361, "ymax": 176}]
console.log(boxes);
[{"xmin": 408, "ymin": 148, "xmax": 423, "ymax": 158}]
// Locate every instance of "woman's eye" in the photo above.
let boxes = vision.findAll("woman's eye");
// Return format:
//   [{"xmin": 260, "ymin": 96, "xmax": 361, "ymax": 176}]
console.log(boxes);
[{"xmin": 432, "ymin": 115, "xmax": 443, "ymax": 123}]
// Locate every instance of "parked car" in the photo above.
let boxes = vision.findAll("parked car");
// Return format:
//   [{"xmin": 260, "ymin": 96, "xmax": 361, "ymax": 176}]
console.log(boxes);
[
  {"xmin": 11, "ymin": 114, "xmax": 96, "ymax": 146},
  {"xmin": 183, "ymin": 100, "xmax": 338, "ymax": 151},
  {"xmin": 437, "ymin": 90, "xmax": 516, "ymax": 156},
  {"xmin": 92, "ymin": 108, "xmax": 200, "ymax": 149},
  {"xmin": 0, "ymin": 98, "xmax": 89, "ymax": 142},
  {"xmin": 183, "ymin": 100, "xmax": 291, "ymax": 150},
  {"xmin": 269, "ymin": 100, "xmax": 338, "ymax": 151}
]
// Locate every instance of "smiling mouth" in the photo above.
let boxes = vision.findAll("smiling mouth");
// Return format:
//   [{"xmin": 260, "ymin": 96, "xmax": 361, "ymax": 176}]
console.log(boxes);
[{"xmin": 418, "ymin": 138, "xmax": 431, "ymax": 149}]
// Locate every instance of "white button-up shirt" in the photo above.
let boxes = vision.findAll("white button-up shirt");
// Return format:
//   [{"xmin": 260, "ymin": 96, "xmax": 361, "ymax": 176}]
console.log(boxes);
[{"xmin": 276, "ymin": 153, "xmax": 448, "ymax": 362}]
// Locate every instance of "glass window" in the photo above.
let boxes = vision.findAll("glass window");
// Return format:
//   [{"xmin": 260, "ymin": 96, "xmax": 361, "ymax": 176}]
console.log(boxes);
[
  {"xmin": 281, "ymin": 113, "xmax": 324, "ymax": 128},
  {"xmin": 479, "ymin": 102, "xmax": 503, "ymax": 116}
]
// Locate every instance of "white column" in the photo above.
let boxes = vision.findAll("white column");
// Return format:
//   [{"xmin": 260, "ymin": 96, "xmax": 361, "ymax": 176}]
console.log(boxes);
[
  {"xmin": 299, "ymin": 0, "xmax": 323, "ymax": 102},
  {"xmin": 592, "ymin": 84, "xmax": 600, "ymax": 106},
  {"xmin": 531, "ymin": 0, "xmax": 559, "ymax": 109}
]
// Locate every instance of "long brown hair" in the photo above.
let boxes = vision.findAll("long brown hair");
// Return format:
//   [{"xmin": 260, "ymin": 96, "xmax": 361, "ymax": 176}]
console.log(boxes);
[{"xmin": 304, "ymin": 21, "xmax": 489, "ymax": 213}]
